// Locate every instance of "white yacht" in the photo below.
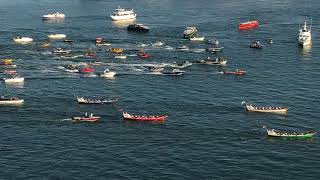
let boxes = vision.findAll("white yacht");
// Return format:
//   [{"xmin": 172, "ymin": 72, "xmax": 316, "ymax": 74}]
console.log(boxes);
[
  {"xmin": 298, "ymin": 21, "xmax": 312, "ymax": 46},
  {"xmin": 110, "ymin": 6, "xmax": 137, "ymax": 21}
]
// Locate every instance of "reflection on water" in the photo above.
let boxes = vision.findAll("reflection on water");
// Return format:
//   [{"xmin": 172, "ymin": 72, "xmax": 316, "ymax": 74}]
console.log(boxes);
[
  {"xmin": 42, "ymin": 19, "xmax": 65, "ymax": 24},
  {"xmin": 299, "ymin": 44, "xmax": 312, "ymax": 59},
  {"xmin": 112, "ymin": 19, "xmax": 135, "ymax": 28}
]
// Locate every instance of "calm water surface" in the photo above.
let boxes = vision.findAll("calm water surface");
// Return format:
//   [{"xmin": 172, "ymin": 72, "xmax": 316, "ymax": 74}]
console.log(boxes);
[{"xmin": 0, "ymin": 0, "xmax": 320, "ymax": 179}]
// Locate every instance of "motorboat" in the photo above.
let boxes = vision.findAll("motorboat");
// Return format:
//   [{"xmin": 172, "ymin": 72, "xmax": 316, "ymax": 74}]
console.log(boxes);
[
  {"xmin": 176, "ymin": 45, "xmax": 189, "ymax": 51},
  {"xmin": 183, "ymin": 26, "xmax": 198, "ymax": 39},
  {"xmin": 100, "ymin": 69, "xmax": 116, "ymax": 78},
  {"xmin": 162, "ymin": 68, "xmax": 185, "ymax": 76},
  {"xmin": 151, "ymin": 41, "xmax": 164, "ymax": 47},
  {"xmin": 84, "ymin": 52, "xmax": 96, "ymax": 58},
  {"xmin": 137, "ymin": 51, "xmax": 151, "ymax": 59},
  {"xmin": 241, "ymin": 101, "xmax": 288, "ymax": 114},
  {"xmin": 95, "ymin": 37, "xmax": 111, "ymax": 46},
  {"xmin": 196, "ymin": 57, "xmax": 227, "ymax": 66},
  {"xmin": 0, "ymin": 60, "xmax": 16, "ymax": 67},
  {"xmin": 75, "ymin": 96, "xmax": 118, "ymax": 104},
  {"xmin": 42, "ymin": 12, "xmax": 65, "ymax": 20},
  {"xmin": 63, "ymin": 39, "xmax": 73, "ymax": 43},
  {"xmin": 60, "ymin": 54, "xmax": 82, "ymax": 60},
  {"xmin": 298, "ymin": 21, "xmax": 312, "ymax": 46},
  {"xmin": 3, "ymin": 70, "xmax": 17, "ymax": 75},
  {"xmin": 206, "ymin": 47, "xmax": 224, "ymax": 53},
  {"xmin": 64, "ymin": 64, "xmax": 79, "ymax": 73},
  {"xmin": 52, "ymin": 48, "xmax": 71, "ymax": 55},
  {"xmin": 148, "ymin": 66, "xmax": 165, "ymax": 72},
  {"xmin": 78, "ymin": 65, "xmax": 95, "ymax": 74},
  {"xmin": 39, "ymin": 42, "xmax": 50, "ymax": 48},
  {"xmin": 266, "ymin": 38, "xmax": 273, "ymax": 44},
  {"xmin": 48, "ymin": 34, "xmax": 66, "ymax": 40},
  {"xmin": 223, "ymin": 69, "xmax": 246, "ymax": 75},
  {"xmin": 109, "ymin": 48, "xmax": 124, "ymax": 54},
  {"xmin": 189, "ymin": 36, "xmax": 205, "ymax": 41},
  {"xmin": 13, "ymin": 36, "xmax": 33, "ymax": 44},
  {"xmin": 3, "ymin": 76, "xmax": 24, "ymax": 83},
  {"xmin": 123, "ymin": 112, "xmax": 167, "ymax": 122},
  {"xmin": 263, "ymin": 126, "xmax": 316, "ymax": 138},
  {"xmin": 127, "ymin": 24, "xmax": 150, "ymax": 32},
  {"xmin": 110, "ymin": 6, "xmax": 137, "ymax": 21},
  {"xmin": 207, "ymin": 39, "xmax": 219, "ymax": 46},
  {"xmin": 239, "ymin": 20, "xmax": 259, "ymax": 30},
  {"xmin": 72, "ymin": 113, "xmax": 100, "ymax": 122},
  {"xmin": 114, "ymin": 54, "xmax": 127, "ymax": 59},
  {"xmin": 250, "ymin": 40, "xmax": 263, "ymax": 49},
  {"xmin": 170, "ymin": 61, "xmax": 193, "ymax": 69},
  {"xmin": 0, "ymin": 96, "xmax": 24, "ymax": 105}
]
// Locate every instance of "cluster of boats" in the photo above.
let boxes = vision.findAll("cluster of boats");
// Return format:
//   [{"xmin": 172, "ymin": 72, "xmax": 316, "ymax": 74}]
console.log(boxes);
[{"xmin": 241, "ymin": 101, "xmax": 316, "ymax": 138}]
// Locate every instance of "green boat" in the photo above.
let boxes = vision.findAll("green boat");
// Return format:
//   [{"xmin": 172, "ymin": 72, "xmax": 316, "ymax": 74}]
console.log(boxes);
[{"xmin": 263, "ymin": 126, "xmax": 317, "ymax": 138}]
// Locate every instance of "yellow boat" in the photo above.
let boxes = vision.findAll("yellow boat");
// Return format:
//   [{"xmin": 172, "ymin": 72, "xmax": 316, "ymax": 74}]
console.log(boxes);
[
  {"xmin": 109, "ymin": 48, "xmax": 124, "ymax": 54},
  {"xmin": 1, "ymin": 58, "xmax": 13, "ymax": 64}
]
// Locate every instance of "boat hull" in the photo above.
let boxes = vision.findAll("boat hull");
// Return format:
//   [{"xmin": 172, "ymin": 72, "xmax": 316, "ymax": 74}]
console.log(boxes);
[
  {"xmin": 110, "ymin": 14, "xmax": 136, "ymax": 21},
  {"xmin": 0, "ymin": 99, "xmax": 24, "ymax": 104},
  {"xmin": 72, "ymin": 117, "xmax": 100, "ymax": 122}
]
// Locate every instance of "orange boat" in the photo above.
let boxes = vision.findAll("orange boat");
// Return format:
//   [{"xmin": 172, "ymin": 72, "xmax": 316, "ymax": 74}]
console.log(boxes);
[
  {"xmin": 239, "ymin": 20, "xmax": 259, "ymax": 30},
  {"xmin": 123, "ymin": 112, "xmax": 167, "ymax": 122}
]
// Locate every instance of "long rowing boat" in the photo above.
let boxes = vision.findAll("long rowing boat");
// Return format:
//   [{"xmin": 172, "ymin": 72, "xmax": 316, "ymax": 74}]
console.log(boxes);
[
  {"xmin": 122, "ymin": 112, "xmax": 167, "ymax": 122},
  {"xmin": 241, "ymin": 101, "xmax": 288, "ymax": 114}
]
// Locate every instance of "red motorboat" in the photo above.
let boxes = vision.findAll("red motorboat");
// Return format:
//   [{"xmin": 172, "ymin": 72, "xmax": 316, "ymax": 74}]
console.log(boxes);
[
  {"xmin": 137, "ymin": 51, "xmax": 151, "ymax": 59},
  {"xmin": 239, "ymin": 20, "xmax": 259, "ymax": 30},
  {"xmin": 79, "ymin": 66, "xmax": 95, "ymax": 73},
  {"xmin": 123, "ymin": 112, "xmax": 167, "ymax": 122},
  {"xmin": 223, "ymin": 70, "xmax": 246, "ymax": 75},
  {"xmin": 72, "ymin": 113, "xmax": 100, "ymax": 122}
]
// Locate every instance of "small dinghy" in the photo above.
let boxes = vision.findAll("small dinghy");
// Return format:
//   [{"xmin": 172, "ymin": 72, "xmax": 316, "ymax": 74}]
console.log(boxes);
[
  {"xmin": 151, "ymin": 41, "xmax": 165, "ymax": 47},
  {"xmin": 72, "ymin": 113, "xmax": 100, "ymax": 122},
  {"xmin": 0, "ymin": 96, "xmax": 24, "ymax": 105},
  {"xmin": 42, "ymin": 12, "xmax": 65, "ymax": 20},
  {"xmin": 241, "ymin": 101, "xmax": 288, "ymax": 114},
  {"xmin": 114, "ymin": 54, "xmax": 127, "ymax": 59},
  {"xmin": 3, "ymin": 75, "xmax": 24, "ymax": 83},
  {"xmin": 239, "ymin": 20, "xmax": 259, "ymax": 30},
  {"xmin": 137, "ymin": 50, "xmax": 151, "ymax": 59},
  {"xmin": 78, "ymin": 65, "xmax": 95, "ymax": 74},
  {"xmin": 170, "ymin": 61, "xmax": 192, "ymax": 69},
  {"xmin": 206, "ymin": 47, "xmax": 224, "ymax": 53},
  {"xmin": 95, "ymin": 37, "xmax": 111, "ymax": 46},
  {"xmin": 263, "ymin": 126, "xmax": 316, "ymax": 138},
  {"xmin": 100, "ymin": 69, "xmax": 116, "ymax": 78},
  {"xmin": 109, "ymin": 48, "xmax": 124, "ymax": 54},
  {"xmin": 75, "ymin": 96, "xmax": 118, "ymax": 104},
  {"xmin": 176, "ymin": 45, "xmax": 189, "ymax": 51},
  {"xmin": 64, "ymin": 64, "xmax": 79, "ymax": 73},
  {"xmin": 53, "ymin": 48, "xmax": 71, "ymax": 55},
  {"xmin": 123, "ymin": 112, "xmax": 167, "ymax": 122}
]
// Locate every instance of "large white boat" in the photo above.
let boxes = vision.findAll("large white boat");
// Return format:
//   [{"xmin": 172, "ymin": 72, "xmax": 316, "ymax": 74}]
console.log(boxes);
[
  {"xmin": 110, "ymin": 6, "xmax": 137, "ymax": 21},
  {"xmin": 42, "ymin": 12, "xmax": 65, "ymax": 20},
  {"xmin": 3, "ymin": 76, "xmax": 24, "ymax": 83},
  {"xmin": 13, "ymin": 36, "xmax": 33, "ymax": 44},
  {"xmin": 0, "ymin": 96, "xmax": 24, "ymax": 105},
  {"xmin": 298, "ymin": 21, "xmax": 312, "ymax": 46}
]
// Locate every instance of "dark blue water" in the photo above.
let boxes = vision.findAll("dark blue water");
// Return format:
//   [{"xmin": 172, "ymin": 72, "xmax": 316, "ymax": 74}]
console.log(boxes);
[{"xmin": 1, "ymin": 0, "xmax": 320, "ymax": 179}]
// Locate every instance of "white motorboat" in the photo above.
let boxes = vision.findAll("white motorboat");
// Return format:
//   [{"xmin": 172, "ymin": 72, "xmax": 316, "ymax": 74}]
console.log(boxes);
[
  {"xmin": 53, "ymin": 48, "xmax": 71, "ymax": 54},
  {"xmin": 100, "ymin": 69, "xmax": 116, "ymax": 78},
  {"xmin": 64, "ymin": 64, "xmax": 79, "ymax": 73},
  {"xmin": 189, "ymin": 36, "xmax": 205, "ymax": 41},
  {"xmin": 196, "ymin": 57, "xmax": 227, "ymax": 66},
  {"xmin": 151, "ymin": 41, "xmax": 165, "ymax": 47},
  {"xmin": 183, "ymin": 26, "xmax": 198, "ymax": 39},
  {"xmin": 0, "ymin": 96, "xmax": 24, "ymax": 105},
  {"xmin": 298, "ymin": 21, "xmax": 312, "ymax": 46},
  {"xmin": 176, "ymin": 45, "xmax": 189, "ymax": 51},
  {"xmin": 42, "ymin": 12, "xmax": 65, "ymax": 20},
  {"xmin": 110, "ymin": 6, "xmax": 137, "ymax": 21},
  {"xmin": 114, "ymin": 54, "xmax": 127, "ymax": 59},
  {"xmin": 48, "ymin": 34, "xmax": 66, "ymax": 40},
  {"xmin": 13, "ymin": 37, "xmax": 33, "ymax": 44},
  {"xmin": 3, "ymin": 76, "xmax": 24, "ymax": 83},
  {"xmin": 170, "ymin": 61, "xmax": 193, "ymax": 68}
]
